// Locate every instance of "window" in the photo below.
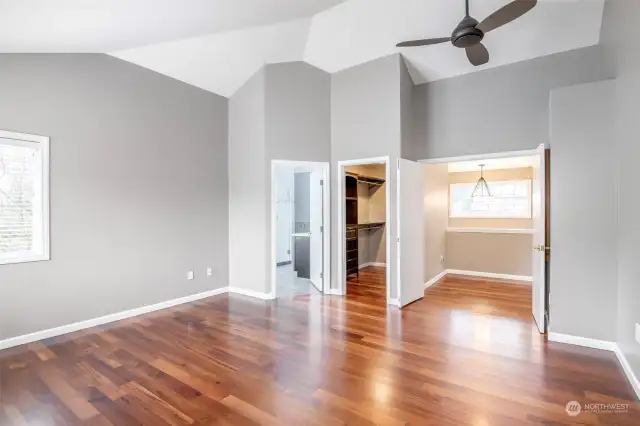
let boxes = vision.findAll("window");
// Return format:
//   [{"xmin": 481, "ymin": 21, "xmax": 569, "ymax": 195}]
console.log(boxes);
[
  {"xmin": 0, "ymin": 130, "xmax": 49, "ymax": 265},
  {"xmin": 449, "ymin": 179, "xmax": 531, "ymax": 219}
]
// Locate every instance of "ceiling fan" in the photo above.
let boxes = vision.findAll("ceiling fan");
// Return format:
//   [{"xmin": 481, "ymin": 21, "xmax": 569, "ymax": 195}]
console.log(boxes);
[{"xmin": 396, "ymin": 0, "xmax": 537, "ymax": 66}]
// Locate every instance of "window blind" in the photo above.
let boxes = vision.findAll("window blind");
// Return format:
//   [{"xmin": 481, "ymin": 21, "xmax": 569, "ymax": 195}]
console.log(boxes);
[{"xmin": 0, "ymin": 140, "xmax": 39, "ymax": 257}]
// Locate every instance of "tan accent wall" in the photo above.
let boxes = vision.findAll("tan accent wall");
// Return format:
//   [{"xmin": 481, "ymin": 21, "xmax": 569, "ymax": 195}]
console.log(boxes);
[
  {"xmin": 345, "ymin": 164, "xmax": 387, "ymax": 266},
  {"xmin": 448, "ymin": 167, "xmax": 533, "ymax": 229},
  {"xmin": 423, "ymin": 164, "xmax": 449, "ymax": 283},
  {"xmin": 446, "ymin": 232, "xmax": 533, "ymax": 277}
]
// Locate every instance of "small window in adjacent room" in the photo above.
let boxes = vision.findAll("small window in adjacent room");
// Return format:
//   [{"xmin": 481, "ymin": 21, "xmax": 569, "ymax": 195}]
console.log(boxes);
[
  {"xmin": 0, "ymin": 130, "xmax": 50, "ymax": 265},
  {"xmin": 450, "ymin": 179, "xmax": 532, "ymax": 219}
]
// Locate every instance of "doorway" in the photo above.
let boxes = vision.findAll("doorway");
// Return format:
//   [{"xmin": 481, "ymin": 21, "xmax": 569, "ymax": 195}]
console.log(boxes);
[
  {"xmin": 420, "ymin": 145, "xmax": 549, "ymax": 333},
  {"xmin": 271, "ymin": 160, "xmax": 330, "ymax": 298},
  {"xmin": 337, "ymin": 158, "xmax": 392, "ymax": 304}
]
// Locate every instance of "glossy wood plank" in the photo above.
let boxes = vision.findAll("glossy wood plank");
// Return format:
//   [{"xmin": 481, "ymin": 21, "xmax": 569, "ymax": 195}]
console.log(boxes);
[{"xmin": 1, "ymin": 267, "xmax": 638, "ymax": 425}]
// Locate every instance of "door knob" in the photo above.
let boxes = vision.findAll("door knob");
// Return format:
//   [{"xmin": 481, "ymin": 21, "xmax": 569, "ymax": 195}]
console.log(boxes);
[{"xmin": 533, "ymin": 245, "xmax": 549, "ymax": 252}]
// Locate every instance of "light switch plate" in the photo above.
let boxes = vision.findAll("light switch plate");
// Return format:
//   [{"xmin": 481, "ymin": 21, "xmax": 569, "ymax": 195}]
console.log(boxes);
[
  {"xmin": 187, "ymin": 271, "xmax": 194, "ymax": 280},
  {"xmin": 207, "ymin": 268, "xmax": 212, "ymax": 277},
  {"xmin": 635, "ymin": 323, "xmax": 640, "ymax": 345}
]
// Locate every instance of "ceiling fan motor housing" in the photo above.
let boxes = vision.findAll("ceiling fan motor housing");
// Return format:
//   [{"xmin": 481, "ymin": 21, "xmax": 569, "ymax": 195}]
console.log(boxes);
[{"xmin": 451, "ymin": 16, "xmax": 484, "ymax": 48}]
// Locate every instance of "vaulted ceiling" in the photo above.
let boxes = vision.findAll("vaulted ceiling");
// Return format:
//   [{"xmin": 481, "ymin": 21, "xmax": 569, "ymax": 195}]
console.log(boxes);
[{"xmin": 1, "ymin": 0, "xmax": 605, "ymax": 98}]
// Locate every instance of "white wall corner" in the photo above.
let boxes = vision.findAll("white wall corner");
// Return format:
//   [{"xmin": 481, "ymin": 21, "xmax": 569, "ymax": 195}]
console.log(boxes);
[
  {"xmin": 228, "ymin": 287, "xmax": 276, "ymax": 300},
  {"xmin": 613, "ymin": 346, "xmax": 640, "ymax": 401},
  {"xmin": 425, "ymin": 270, "xmax": 447, "ymax": 288}
]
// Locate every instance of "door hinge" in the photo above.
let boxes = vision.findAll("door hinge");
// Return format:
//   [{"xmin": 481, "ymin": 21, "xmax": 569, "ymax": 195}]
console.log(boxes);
[
  {"xmin": 320, "ymin": 179, "xmax": 324, "ymax": 186},
  {"xmin": 320, "ymin": 272, "xmax": 323, "ymax": 279},
  {"xmin": 397, "ymin": 159, "xmax": 400, "ymax": 170},
  {"xmin": 397, "ymin": 237, "xmax": 400, "ymax": 243},
  {"xmin": 287, "ymin": 249, "xmax": 290, "ymax": 255},
  {"xmin": 320, "ymin": 225, "xmax": 324, "ymax": 233}
]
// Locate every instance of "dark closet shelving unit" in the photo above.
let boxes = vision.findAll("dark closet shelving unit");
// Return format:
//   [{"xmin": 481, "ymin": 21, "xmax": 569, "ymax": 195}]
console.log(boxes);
[{"xmin": 345, "ymin": 172, "xmax": 386, "ymax": 278}]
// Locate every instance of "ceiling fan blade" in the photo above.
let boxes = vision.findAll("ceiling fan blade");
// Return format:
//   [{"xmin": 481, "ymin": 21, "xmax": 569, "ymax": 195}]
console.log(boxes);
[
  {"xmin": 465, "ymin": 43, "xmax": 489, "ymax": 66},
  {"xmin": 477, "ymin": 0, "xmax": 537, "ymax": 33},
  {"xmin": 396, "ymin": 37, "xmax": 450, "ymax": 48}
]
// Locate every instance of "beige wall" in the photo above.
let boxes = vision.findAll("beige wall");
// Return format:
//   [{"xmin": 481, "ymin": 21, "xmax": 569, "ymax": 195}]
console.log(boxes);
[
  {"xmin": 424, "ymin": 164, "xmax": 448, "ymax": 283},
  {"xmin": 448, "ymin": 167, "xmax": 533, "ymax": 229},
  {"xmin": 346, "ymin": 164, "xmax": 387, "ymax": 266},
  {"xmin": 446, "ymin": 232, "xmax": 533, "ymax": 277},
  {"xmin": 439, "ymin": 166, "xmax": 533, "ymax": 279}
]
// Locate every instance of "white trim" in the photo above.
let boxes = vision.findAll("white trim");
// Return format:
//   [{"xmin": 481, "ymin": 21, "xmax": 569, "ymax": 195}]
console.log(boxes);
[
  {"xmin": 614, "ymin": 346, "xmax": 640, "ymax": 400},
  {"xmin": 270, "ymin": 160, "xmax": 330, "ymax": 299},
  {"xmin": 543, "ymin": 333, "xmax": 640, "ymax": 400},
  {"xmin": 359, "ymin": 262, "xmax": 387, "ymax": 269},
  {"xmin": 0, "ymin": 287, "xmax": 229, "ymax": 350},
  {"xmin": 425, "ymin": 270, "xmax": 447, "ymax": 288},
  {"xmin": 324, "ymin": 288, "xmax": 344, "ymax": 296},
  {"xmin": 447, "ymin": 227, "xmax": 534, "ymax": 234},
  {"xmin": 547, "ymin": 333, "xmax": 616, "ymax": 351},
  {"xmin": 388, "ymin": 298, "xmax": 400, "ymax": 307},
  {"xmin": 419, "ymin": 147, "xmax": 543, "ymax": 165},
  {"xmin": 336, "ymin": 157, "xmax": 393, "ymax": 306},
  {"xmin": 0, "ymin": 129, "xmax": 50, "ymax": 266},
  {"xmin": 228, "ymin": 287, "xmax": 275, "ymax": 300},
  {"xmin": 447, "ymin": 269, "xmax": 532, "ymax": 282}
]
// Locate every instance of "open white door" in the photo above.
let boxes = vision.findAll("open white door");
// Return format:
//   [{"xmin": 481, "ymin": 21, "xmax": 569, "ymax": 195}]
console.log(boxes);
[
  {"xmin": 532, "ymin": 144, "xmax": 547, "ymax": 333},
  {"xmin": 397, "ymin": 158, "xmax": 425, "ymax": 307},
  {"xmin": 309, "ymin": 169, "xmax": 324, "ymax": 292}
]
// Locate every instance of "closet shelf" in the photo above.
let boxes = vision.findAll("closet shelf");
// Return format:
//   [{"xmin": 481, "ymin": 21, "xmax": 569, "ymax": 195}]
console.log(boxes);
[
  {"xmin": 356, "ymin": 175, "xmax": 385, "ymax": 187},
  {"xmin": 357, "ymin": 222, "xmax": 386, "ymax": 231}
]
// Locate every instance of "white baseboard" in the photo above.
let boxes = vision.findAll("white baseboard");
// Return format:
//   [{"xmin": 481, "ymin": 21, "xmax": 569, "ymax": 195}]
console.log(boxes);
[
  {"xmin": 0, "ymin": 287, "xmax": 229, "ymax": 351},
  {"xmin": 614, "ymin": 346, "xmax": 640, "ymax": 401},
  {"xmin": 228, "ymin": 287, "xmax": 275, "ymax": 300},
  {"xmin": 388, "ymin": 298, "xmax": 400, "ymax": 307},
  {"xmin": 547, "ymin": 332, "xmax": 617, "ymax": 351},
  {"xmin": 548, "ymin": 332, "xmax": 639, "ymax": 401},
  {"xmin": 425, "ymin": 270, "xmax": 447, "ymax": 288},
  {"xmin": 359, "ymin": 262, "xmax": 387, "ymax": 269},
  {"xmin": 446, "ymin": 269, "xmax": 532, "ymax": 283},
  {"xmin": 324, "ymin": 288, "xmax": 344, "ymax": 296}
]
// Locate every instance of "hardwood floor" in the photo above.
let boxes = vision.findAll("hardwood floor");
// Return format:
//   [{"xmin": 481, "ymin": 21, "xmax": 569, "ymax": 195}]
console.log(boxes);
[{"xmin": 1, "ymin": 267, "xmax": 638, "ymax": 425}]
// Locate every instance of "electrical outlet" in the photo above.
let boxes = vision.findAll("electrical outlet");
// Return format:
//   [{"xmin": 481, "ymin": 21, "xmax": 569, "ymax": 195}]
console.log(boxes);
[
  {"xmin": 187, "ymin": 271, "xmax": 194, "ymax": 280},
  {"xmin": 440, "ymin": 255, "xmax": 445, "ymax": 264},
  {"xmin": 206, "ymin": 268, "xmax": 212, "ymax": 277},
  {"xmin": 635, "ymin": 323, "xmax": 640, "ymax": 345}
]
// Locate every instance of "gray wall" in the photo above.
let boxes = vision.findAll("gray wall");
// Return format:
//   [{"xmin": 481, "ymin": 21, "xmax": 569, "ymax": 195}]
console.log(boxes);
[
  {"xmin": 228, "ymin": 69, "xmax": 267, "ymax": 294},
  {"xmin": 331, "ymin": 54, "xmax": 404, "ymax": 299},
  {"xmin": 0, "ymin": 54, "xmax": 229, "ymax": 341},
  {"xmin": 600, "ymin": 0, "xmax": 640, "ymax": 380},
  {"xmin": 549, "ymin": 80, "xmax": 617, "ymax": 341},
  {"xmin": 412, "ymin": 46, "xmax": 606, "ymax": 159},
  {"xmin": 228, "ymin": 62, "xmax": 331, "ymax": 295}
]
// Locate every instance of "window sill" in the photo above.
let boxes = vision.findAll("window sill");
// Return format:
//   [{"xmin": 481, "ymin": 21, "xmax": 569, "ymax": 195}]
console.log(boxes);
[
  {"xmin": 447, "ymin": 227, "xmax": 534, "ymax": 235},
  {"xmin": 0, "ymin": 254, "xmax": 50, "ymax": 266}
]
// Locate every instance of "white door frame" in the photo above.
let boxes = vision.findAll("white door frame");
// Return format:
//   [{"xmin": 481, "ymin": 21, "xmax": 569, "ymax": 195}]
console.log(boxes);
[
  {"xmin": 336, "ymin": 157, "xmax": 393, "ymax": 305},
  {"xmin": 419, "ymin": 145, "xmax": 548, "ymax": 329},
  {"xmin": 270, "ymin": 160, "xmax": 330, "ymax": 298}
]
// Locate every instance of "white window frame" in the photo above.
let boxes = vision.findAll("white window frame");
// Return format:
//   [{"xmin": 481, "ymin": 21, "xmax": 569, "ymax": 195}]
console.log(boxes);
[
  {"xmin": 449, "ymin": 179, "xmax": 532, "ymax": 219},
  {"xmin": 0, "ymin": 130, "xmax": 50, "ymax": 265}
]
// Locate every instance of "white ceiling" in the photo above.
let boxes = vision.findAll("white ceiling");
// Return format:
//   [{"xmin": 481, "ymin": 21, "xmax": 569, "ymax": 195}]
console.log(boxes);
[
  {"xmin": 447, "ymin": 156, "xmax": 538, "ymax": 173},
  {"xmin": 0, "ymin": 0, "xmax": 345, "ymax": 52},
  {"xmin": 0, "ymin": 0, "xmax": 605, "ymax": 97}
]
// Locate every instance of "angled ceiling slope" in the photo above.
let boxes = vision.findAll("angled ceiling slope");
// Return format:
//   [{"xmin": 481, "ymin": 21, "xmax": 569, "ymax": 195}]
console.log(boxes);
[
  {"xmin": 109, "ymin": 0, "xmax": 604, "ymax": 97},
  {"xmin": 0, "ymin": 0, "xmax": 345, "ymax": 52}
]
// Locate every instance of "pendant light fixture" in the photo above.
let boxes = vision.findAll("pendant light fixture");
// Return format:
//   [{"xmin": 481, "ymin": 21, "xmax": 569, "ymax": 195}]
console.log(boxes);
[{"xmin": 471, "ymin": 164, "xmax": 491, "ymax": 198}]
